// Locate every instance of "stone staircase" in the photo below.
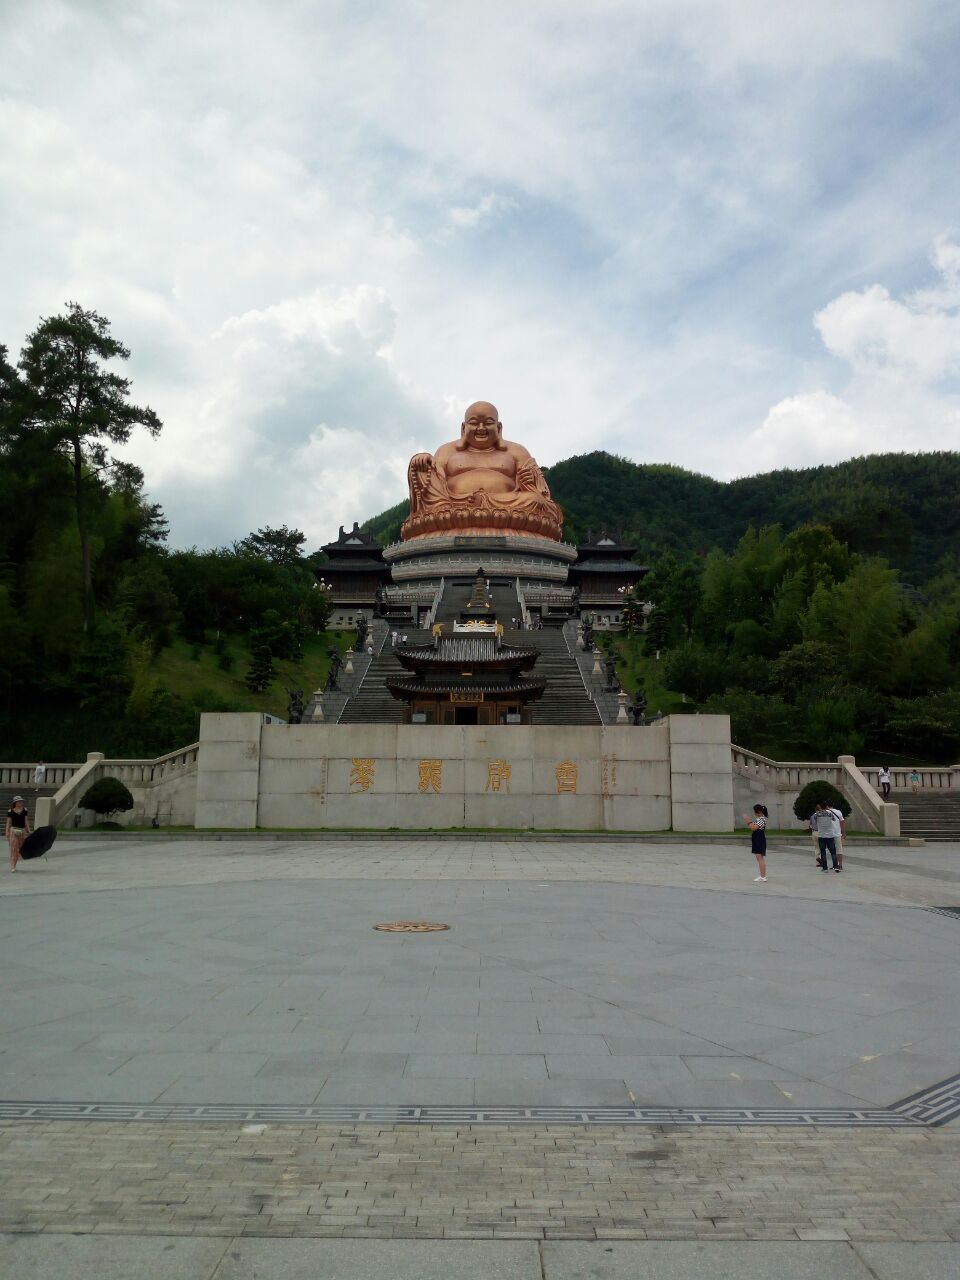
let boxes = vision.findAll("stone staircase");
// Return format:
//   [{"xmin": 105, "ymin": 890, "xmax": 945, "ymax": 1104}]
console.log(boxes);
[
  {"xmin": 0, "ymin": 786, "xmax": 61, "ymax": 820},
  {"xmin": 500, "ymin": 625, "xmax": 601, "ymax": 725},
  {"xmin": 338, "ymin": 628, "xmax": 433, "ymax": 723},
  {"xmin": 893, "ymin": 790, "xmax": 960, "ymax": 841},
  {"xmin": 337, "ymin": 577, "xmax": 601, "ymax": 726}
]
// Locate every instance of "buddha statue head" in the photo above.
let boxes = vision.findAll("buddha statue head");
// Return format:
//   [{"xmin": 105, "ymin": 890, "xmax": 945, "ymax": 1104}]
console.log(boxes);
[{"xmin": 457, "ymin": 401, "xmax": 507, "ymax": 452}]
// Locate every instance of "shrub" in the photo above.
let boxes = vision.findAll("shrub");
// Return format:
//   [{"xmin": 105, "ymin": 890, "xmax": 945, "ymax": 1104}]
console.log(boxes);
[
  {"xmin": 793, "ymin": 780, "xmax": 851, "ymax": 823},
  {"xmin": 80, "ymin": 776, "xmax": 135, "ymax": 818}
]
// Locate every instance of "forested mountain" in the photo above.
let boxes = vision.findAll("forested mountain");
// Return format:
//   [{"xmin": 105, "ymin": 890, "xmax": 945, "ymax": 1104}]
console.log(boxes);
[
  {"xmin": 362, "ymin": 450, "xmax": 960, "ymax": 584},
  {"xmin": 3, "ymin": 299, "xmax": 959, "ymax": 766}
]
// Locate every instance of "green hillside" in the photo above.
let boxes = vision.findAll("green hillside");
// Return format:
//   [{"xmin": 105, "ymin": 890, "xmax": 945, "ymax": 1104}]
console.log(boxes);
[{"xmin": 362, "ymin": 450, "xmax": 960, "ymax": 582}]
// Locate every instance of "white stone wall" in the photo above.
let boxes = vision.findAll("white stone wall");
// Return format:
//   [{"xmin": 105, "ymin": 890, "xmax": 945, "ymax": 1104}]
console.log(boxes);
[
  {"xmin": 669, "ymin": 715, "xmax": 736, "ymax": 832},
  {"xmin": 195, "ymin": 712, "xmax": 263, "ymax": 829},
  {"xmin": 196, "ymin": 713, "xmax": 734, "ymax": 832}
]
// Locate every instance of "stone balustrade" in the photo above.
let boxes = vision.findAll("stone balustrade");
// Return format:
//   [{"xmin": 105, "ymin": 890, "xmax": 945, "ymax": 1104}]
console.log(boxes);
[
  {"xmin": 731, "ymin": 746, "xmax": 900, "ymax": 835},
  {"xmin": 35, "ymin": 744, "xmax": 200, "ymax": 829},
  {"xmin": 0, "ymin": 762, "xmax": 80, "ymax": 787}
]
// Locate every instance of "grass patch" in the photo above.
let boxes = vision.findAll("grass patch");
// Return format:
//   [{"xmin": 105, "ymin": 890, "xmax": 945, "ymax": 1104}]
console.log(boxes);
[
  {"xmin": 152, "ymin": 630, "xmax": 354, "ymax": 721},
  {"xmin": 609, "ymin": 636, "xmax": 687, "ymax": 717}
]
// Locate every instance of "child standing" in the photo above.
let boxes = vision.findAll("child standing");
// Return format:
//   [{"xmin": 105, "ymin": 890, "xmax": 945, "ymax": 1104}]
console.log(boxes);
[{"xmin": 746, "ymin": 804, "xmax": 768, "ymax": 882}]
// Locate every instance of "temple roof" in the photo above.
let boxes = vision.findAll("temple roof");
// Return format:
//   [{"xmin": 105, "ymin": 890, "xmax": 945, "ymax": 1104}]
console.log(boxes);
[
  {"xmin": 573, "ymin": 557, "xmax": 647, "ymax": 574},
  {"xmin": 321, "ymin": 555, "xmax": 389, "ymax": 572},
  {"xmin": 387, "ymin": 675, "xmax": 545, "ymax": 700},
  {"xmin": 396, "ymin": 636, "xmax": 538, "ymax": 673},
  {"xmin": 320, "ymin": 521, "xmax": 385, "ymax": 557}
]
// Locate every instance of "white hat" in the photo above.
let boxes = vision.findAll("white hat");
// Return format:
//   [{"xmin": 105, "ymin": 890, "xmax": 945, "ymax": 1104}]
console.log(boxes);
[{"xmin": 12, "ymin": 795, "xmax": 24, "ymax": 802}]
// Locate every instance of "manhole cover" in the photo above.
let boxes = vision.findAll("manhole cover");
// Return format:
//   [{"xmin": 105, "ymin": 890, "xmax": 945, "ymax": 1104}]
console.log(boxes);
[{"xmin": 373, "ymin": 921, "xmax": 450, "ymax": 933}]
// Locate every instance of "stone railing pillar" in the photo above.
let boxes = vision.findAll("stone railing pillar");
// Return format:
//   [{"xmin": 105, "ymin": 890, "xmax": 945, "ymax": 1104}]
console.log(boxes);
[
  {"xmin": 839, "ymin": 754, "xmax": 900, "ymax": 837},
  {"xmin": 35, "ymin": 751, "xmax": 105, "ymax": 828}
]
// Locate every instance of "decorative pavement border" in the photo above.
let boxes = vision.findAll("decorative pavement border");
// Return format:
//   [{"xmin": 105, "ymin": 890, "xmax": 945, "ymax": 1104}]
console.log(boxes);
[{"xmin": 2, "ymin": 1071, "xmax": 958, "ymax": 1129}]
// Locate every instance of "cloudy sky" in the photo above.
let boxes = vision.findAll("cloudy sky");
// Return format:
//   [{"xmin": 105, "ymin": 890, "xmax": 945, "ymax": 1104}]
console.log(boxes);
[{"xmin": 2, "ymin": 1, "xmax": 959, "ymax": 550}]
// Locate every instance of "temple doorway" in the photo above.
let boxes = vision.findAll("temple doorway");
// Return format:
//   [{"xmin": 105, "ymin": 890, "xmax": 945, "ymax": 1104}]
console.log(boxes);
[{"xmin": 454, "ymin": 705, "xmax": 479, "ymax": 725}]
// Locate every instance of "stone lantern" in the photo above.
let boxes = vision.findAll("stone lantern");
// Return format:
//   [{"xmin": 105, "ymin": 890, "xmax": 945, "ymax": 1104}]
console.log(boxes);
[
  {"xmin": 592, "ymin": 647, "xmax": 603, "ymax": 677},
  {"xmin": 344, "ymin": 648, "xmax": 355, "ymax": 675},
  {"xmin": 616, "ymin": 690, "xmax": 629, "ymax": 723}
]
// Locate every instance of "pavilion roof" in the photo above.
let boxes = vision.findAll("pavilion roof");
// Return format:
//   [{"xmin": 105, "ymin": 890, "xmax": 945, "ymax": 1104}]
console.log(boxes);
[
  {"xmin": 387, "ymin": 675, "xmax": 545, "ymax": 700},
  {"xmin": 396, "ymin": 637, "xmax": 538, "ymax": 673}
]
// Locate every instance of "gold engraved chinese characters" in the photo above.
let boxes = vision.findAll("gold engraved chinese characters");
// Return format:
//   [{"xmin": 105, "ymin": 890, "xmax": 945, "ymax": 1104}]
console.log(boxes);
[
  {"xmin": 555, "ymin": 760, "xmax": 578, "ymax": 794},
  {"xmin": 486, "ymin": 759, "xmax": 512, "ymax": 792},
  {"xmin": 418, "ymin": 759, "xmax": 443, "ymax": 793},
  {"xmin": 350, "ymin": 758, "xmax": 375, "ymax": 793},
  {"xmin": 600, "ymin": 754, "xmax": 618, "ymax": 799}
]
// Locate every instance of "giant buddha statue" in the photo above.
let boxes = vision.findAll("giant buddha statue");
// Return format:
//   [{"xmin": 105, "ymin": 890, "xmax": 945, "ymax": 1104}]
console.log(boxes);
[{"xmin": 401, "ymin": 401, "xmax": 564, "ymax": 541}]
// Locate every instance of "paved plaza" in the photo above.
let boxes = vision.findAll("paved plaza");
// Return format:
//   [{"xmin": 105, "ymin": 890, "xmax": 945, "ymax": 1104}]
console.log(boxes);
[{"xmin": 0, "ymin": 834, "xmax": 958, "ymax": 1274}]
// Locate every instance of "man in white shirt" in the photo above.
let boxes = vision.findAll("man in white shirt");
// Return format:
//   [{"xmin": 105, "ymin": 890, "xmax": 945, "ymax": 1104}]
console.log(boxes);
[
  {"xmin": 33, "ymin": 761, "xmax": 46, "ymax": 789},
  {"xmin": 878, "ymin": 767, "xmax": 891, "ymax": 799},
  {"xmin": 813, "ymin": 802, "xmax": 845, "ymax": 873}
]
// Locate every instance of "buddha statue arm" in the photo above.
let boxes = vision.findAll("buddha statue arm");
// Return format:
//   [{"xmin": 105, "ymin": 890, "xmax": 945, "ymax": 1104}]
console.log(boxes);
[
  {"xmin": 407, "ymin": 450, "xmax": 450, "ymax": 514},
  {"xmin": 514, "ymin": 455, "xmax": 552, "ymax": 496}
]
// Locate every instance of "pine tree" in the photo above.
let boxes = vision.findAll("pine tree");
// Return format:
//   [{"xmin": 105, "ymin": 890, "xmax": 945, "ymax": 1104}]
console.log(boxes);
[{"xmin": 245, "ymin": 644, "xmax": 275, "ymax": 693}]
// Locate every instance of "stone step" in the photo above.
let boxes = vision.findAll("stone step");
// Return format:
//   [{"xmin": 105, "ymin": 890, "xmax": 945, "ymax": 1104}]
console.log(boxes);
[
  {"xmin": 338, "ymin": 616, "xmax": 600, "ymax": 725},
  {"xmin": 890, "ymin": 790, "xmax": 960, "ymax": 840}
]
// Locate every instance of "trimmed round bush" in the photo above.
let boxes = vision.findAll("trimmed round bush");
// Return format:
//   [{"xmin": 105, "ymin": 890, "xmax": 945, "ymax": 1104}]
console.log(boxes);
[
  {"xmin": 80, "ymin": 776, "xmax": 135, "ymax": 818},
  {"xmin": 793, "ymin": 780, "xmax": 851, "ymax": 822}
]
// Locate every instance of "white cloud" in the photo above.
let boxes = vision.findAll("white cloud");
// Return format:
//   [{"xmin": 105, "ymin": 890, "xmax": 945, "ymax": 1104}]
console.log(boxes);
[
  {"xmin": 743, "ymin": 238, "xmax": 960, "ymax": 473},
  {"xmin": 446, "ymin": 193, "xmax": 518, "ymax": 231},
  {"xmin": 815, "ymin": 282, "xmax": 960, "ymax": 381},
  {"xmin": 1, "ymin": 2, "xmax": 959, "ymax": 544}
]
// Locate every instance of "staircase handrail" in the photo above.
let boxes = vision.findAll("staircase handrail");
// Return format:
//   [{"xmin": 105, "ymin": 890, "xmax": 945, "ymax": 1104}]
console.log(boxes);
[
  {"xmin": 335, "ymin": 631, "xmax": 386, "ymax": 723},
  {"xmin": 423, "ymin": 578, "xmax": 444, "ymax": 630},
  {"xmin": 839, "ymin": 755, "xmax": 900, "ymax": 837},
  {"xmin": 858, "ymin": 764, "xmax": 960, "ymax": 791},
  {"xmin": 516, "ymin": 579, "xmax": 531, "ymax": 628},
  {"xmin": 98, "ymin": 743, "xmax": 200, "ymax": 785},
  {"xmin": 732, "ymin": 745, "xmax": 900, "ymax": 836},
  {"xmin": 0, "ymin": 762, "xmax": 82, "ymax": 787},
  {"xmin": 731, "ymin": 745, "xmax": 844, "ymax": 789},
  {"xmin": 35, "ymin": 743, "xmax": 200, "ymax": 828}
]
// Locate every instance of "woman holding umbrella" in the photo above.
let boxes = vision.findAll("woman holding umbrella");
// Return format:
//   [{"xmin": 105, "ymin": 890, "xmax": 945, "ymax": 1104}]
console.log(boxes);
[{"xmin": 6, "ymin": 796, "xmax": 31, "ymax": 871}]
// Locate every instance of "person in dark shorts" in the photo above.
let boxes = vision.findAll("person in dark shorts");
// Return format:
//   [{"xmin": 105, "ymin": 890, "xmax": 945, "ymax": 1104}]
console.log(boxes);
[
  {"xmin": 6, "ymin": 796, "xmax": 31, "ymax": 872},
  {"xmin": 746, "ymin": 804, "xmax": 768, "ymax": 882}
]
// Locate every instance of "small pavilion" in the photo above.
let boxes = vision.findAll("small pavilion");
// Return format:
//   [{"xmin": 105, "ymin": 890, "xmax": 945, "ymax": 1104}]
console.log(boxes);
[{"xmin": 387, "ymin": 630, "xmax": 545, "ymax": 725}]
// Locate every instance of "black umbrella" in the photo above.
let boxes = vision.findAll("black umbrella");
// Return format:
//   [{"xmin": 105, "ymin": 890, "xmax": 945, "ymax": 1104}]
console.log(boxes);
[{"xmin": 19, "ymin": 826, "xmax": 57, "ymax": 860}]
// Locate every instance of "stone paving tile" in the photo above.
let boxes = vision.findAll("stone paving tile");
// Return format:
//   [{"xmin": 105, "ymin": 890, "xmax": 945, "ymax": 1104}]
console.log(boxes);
[{"xmin": 0, "ymin": 1121, "xmax": 958, "ymax": 1242}]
